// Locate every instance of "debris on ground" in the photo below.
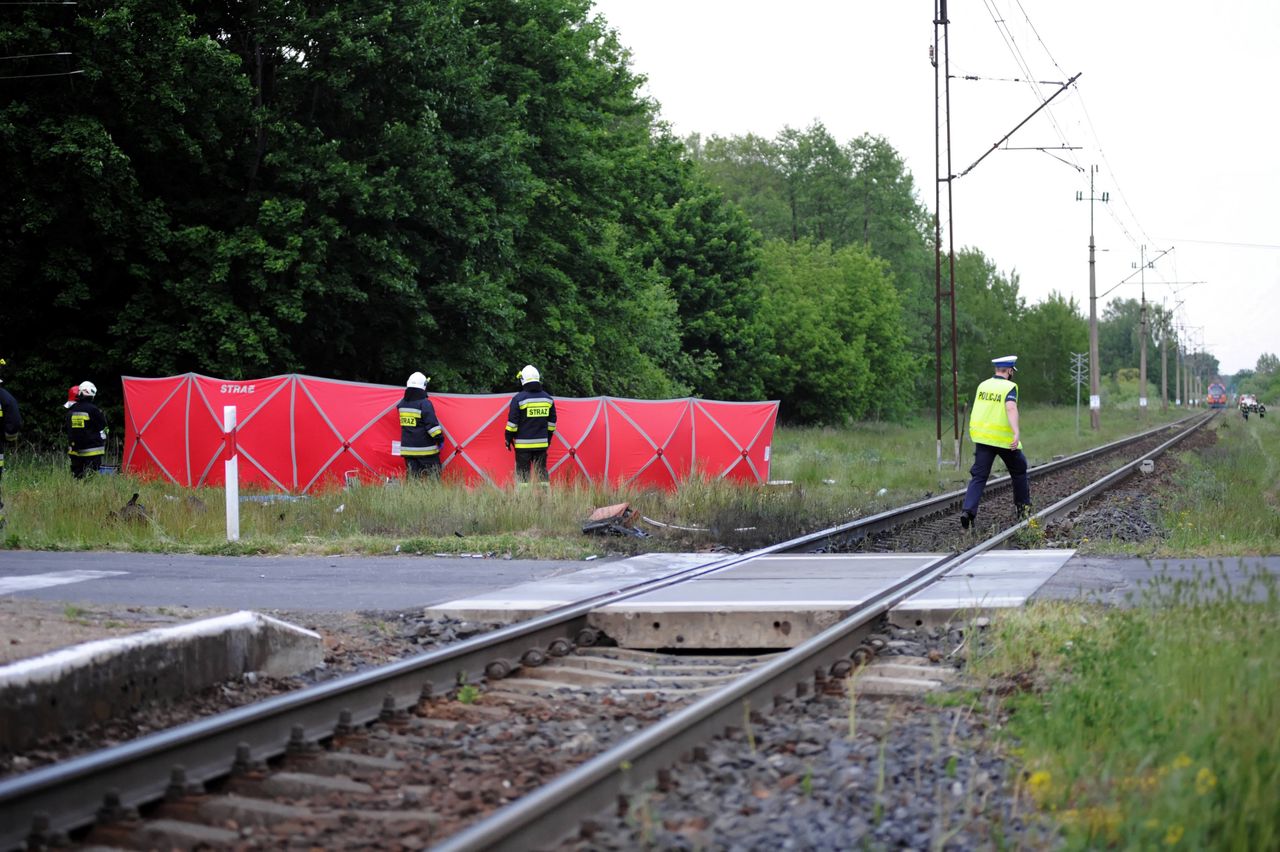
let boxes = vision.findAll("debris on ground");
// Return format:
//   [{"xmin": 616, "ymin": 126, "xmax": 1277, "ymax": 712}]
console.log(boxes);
[{"xmin": 582, "ymin": 502, "xmax": 648, "ymax": 538}]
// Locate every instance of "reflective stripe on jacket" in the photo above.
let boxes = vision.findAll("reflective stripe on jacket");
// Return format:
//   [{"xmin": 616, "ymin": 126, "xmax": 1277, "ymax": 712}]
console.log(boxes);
[
  {"xmin": 66, "ymin": 400, "xmax": 107, "ymax": 457},
  {"xmin": 399, "ymin": 396, "xmax": 443, "ymax": 457},
  {"xmin": 968, "ymin": 377, "xmax": 1020, "ymax": 448},
  {"xmin": 505, "ymin": 385, "xmax": 556, "ymax": 450}
]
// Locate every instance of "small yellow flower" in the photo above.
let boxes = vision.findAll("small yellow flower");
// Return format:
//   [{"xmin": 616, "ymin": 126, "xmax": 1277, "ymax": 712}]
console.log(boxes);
[
  {"xmin": 1195, "ymin": 767, "xmax": 1217, "ymax": 795},
  {"xmin": 1028, "ymin": 770, "xmax": 1053, "ymax": 806},
  {"xmin": 1172, "ymin": 753, "xmax": 1193, "ymax": 770},
  {"xmin": 1164, "ymin": 824, "xmax": 1185, "ymax": 845}
]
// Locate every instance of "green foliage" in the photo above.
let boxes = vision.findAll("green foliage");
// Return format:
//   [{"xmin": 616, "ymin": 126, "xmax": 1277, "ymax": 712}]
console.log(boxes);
[
  {"xmin": 1234, "ymin": 352, "xmax": 1280, "ymax": 403},
  {"xmin": 1161, "ymin": 419, "xmax": 1280, "ymax": 555},
  {"xmin": 1, "ymin": 0, "xmax": 767, "ymax": 446},
  {"xmin": 692, "ymin": 125, "xmax": 934, "ymax": 400},
  {"xmin": 1014, "ymin": 292, "xmax": 1088, "ymax": 405},
  {"xmin": 952, "ymin": 248, "xmax": 1024, "ymax": 395},
  {"xmin": 756, "ymin": 240, "xmax": 913, "ymax": 423},
  {"xmin": 977, "ymin": 576, "xmax": 1280, "ymax": 850}
]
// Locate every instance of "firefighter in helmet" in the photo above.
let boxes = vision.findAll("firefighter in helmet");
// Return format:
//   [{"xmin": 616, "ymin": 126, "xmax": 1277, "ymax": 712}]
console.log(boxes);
[
  {"xmin": 398, "ymin": 372, "xmax": 444, "ymax": 479},
  {"xmin": 504, "ymin": 365, "xmax": 556, "ymax": 484},
  {"xmin": 66, "ymin": 380, "xmax": 108, "ymax": 479}
]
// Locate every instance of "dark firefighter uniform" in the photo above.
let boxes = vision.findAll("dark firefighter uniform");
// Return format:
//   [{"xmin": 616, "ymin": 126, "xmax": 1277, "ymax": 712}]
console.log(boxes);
[
  {"xmin": 0, "ymin": 381, "xmax": 21, "ymax": 522},
  {"xmin": 505, "ymin": 383, "xmax": 556, "ymax": 482},
  {"xmin": 66, "ymin": 397, "xmax": 108, "ymax": 479},
  {"xmin": 399, "ymin": 388, "xmax": 444, "ymax": 478}
]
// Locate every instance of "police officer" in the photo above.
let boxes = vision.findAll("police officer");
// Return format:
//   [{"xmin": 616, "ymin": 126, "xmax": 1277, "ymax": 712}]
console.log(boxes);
[
  {"xmin": 66, "ymin": 380, "xmax": 108, "ymax": 479},
  {"xmin": 398, "ymin": 372, "xmax": 443, "ymax": 479},
  {"xmin": 0, "ymin": 361, "xmax": 22, "ymax": 523},
  {"xmin": 960, "ymin": 355, "xmax": 1031, "ymax": 529},
  {"xmin": 504, "ymin": 365, "xmax": 556, "ymax": 483}
]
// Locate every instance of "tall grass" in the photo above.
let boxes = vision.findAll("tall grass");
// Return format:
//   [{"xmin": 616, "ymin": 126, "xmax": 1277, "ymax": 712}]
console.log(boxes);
[
  {"xmin": 1161, "ymin": 416, "xmax": 1280, "ymax": 555},
  {"xmin": 0, "ymin": 399, "xmax": 1184, "ymax": 556},
  {"xmin": 970, "ymin": 571, "xmax": 1280, "ymax": 849}
]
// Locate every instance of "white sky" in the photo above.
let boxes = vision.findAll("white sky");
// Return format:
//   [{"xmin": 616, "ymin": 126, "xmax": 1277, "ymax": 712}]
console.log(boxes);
[{"xmin": 589, "ymin": 0, "xmax": 1280, "ymax": 376}]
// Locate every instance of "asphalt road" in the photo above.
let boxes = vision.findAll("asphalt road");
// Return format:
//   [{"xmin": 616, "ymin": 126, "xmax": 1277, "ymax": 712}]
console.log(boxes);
[
  {"xmin": 0, "ymin": 551, "xmax": 586, "ymax": 611},
  {"xmin": 2, "ymin": 550, "xmax": 1277, "ymax": 612},
  {"xmin": 1033, "ymin": 555, "xmax": 1280, "ymax": 605}
]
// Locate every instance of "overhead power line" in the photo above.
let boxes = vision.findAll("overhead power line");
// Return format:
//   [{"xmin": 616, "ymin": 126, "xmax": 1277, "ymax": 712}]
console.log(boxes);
[
  {"xmin": 1163, "ymin": 238, "xmax": 1280, "ymax": 250},
  {"xmin": 0, "ymin": 69, "xmax": 82, "ymax": 80},
  {"xmin": 0, "ymin": 52, "xmax": 71, "ymax": 61}
]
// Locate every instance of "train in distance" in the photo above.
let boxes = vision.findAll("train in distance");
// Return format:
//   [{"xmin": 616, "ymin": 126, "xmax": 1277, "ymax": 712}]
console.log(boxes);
[{"xmin": 1206, "ymin": 382, "xmax": 1228, "ymax": 409}]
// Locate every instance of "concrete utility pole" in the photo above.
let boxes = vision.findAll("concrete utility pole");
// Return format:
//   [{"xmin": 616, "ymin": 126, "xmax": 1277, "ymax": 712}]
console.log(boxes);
[
  {"xmin": 1076, "ymin": 166, "xmax": 1107, "ymax": 430},
  {"xmin": 1136, "ymin": 246, "xmax": 1149, "ymax": 421},
  {"xmin": 1174, "ymin": 330, "xmax": 1182, "ymax": 406},
  {"xmin": 1160, "ymin": 306, "xmax": 1168, "ymax": 413}
]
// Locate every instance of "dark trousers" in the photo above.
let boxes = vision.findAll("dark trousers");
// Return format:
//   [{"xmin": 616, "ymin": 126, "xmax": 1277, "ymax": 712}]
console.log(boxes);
[
  {"xmin": 962, "ymin": 443, "xmax": 1030, "ymax": 516},
  {"xmin": 514, "ymin": 448, "xmax": 548, "ymax": 483},
  {"xmin": 71, "ymin": 455, "xmax": 103, "ymax": 479},
  {"xmin": 405, "ymin": 455, "xmax": 441, "ymax": 479}
]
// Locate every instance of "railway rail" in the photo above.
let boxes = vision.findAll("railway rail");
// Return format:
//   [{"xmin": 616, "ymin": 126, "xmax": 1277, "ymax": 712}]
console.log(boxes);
[{"xmin": 0, "ymin": 412, "xmax": 1214, "ymax": 850}]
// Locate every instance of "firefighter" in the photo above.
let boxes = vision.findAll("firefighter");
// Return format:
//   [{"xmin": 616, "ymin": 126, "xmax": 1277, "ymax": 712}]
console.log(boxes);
[
  {"xmin": 0, "ymin": 361, "xmax": 22, "ymax": 523},
  {"xmin": 66, "ymin": 380, "xmax": 108, "ymax": 479},
  {"xmin": 504, "ymin": 365, "xmax": 556, "ymax": 484},
  {"xmin": 959, "ymin": 356, "xmax": 1031, "ymax": 529},
  {"xmin": 398, "ymin": 372, "xmax": 444, "ymax": 479}
]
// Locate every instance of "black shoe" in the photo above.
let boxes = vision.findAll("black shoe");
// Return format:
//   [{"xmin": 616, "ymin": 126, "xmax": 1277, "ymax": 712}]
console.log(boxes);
[
  {"xmin": 959, "ymin": 511, "xmax": 973, "ymax": 530},
  {"xmin": 1016, "ymin": 504, "xmax": 1032, "ymax": 521}
]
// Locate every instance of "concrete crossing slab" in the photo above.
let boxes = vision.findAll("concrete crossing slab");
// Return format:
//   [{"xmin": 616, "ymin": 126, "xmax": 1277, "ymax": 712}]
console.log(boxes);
[
  {"xmin": 893, "ymin": 549, "xmax": 1076, "ymax": 628},
  {"xmin": 423, "ymin": 550, "xmax": 1077, "ymax": 648},
  {"xmin": 594, "ymin": 550, "xmax": 1075, "ymax": 648},
  {"xmin": 422, "ymin": 553, "xmax": 718, "ymax": 622}
]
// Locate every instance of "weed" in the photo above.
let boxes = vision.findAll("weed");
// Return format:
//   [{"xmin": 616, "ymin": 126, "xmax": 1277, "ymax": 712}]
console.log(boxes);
[
  {"xmin": 844, "ymin": 673, "xmax": 858, "ymax": 740},
  {"xmin": 977, "ymin": 569, "xmax": 1280, "ymax": 848},
  {"xmin": 456, "ymin": 684, "xmax": 480, "ymax": 704},
  {"xmin": 0, "ymin": 405, "xmax": 1187, "ymax": 557},
  {"xmin": 62, "ymin": 604, "xmax": 87, "ymax": 623}
]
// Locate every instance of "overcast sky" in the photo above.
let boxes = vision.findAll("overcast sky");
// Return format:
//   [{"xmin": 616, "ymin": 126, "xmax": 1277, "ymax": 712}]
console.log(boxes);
[{"xmin": 589, "ymin": 1, "xmax": 1280, "ymax": 377}]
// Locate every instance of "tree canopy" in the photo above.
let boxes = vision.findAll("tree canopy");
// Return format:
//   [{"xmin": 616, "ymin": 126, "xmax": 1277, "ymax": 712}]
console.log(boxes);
[{"xmin": 0, "ymin": 1, "xmax": 1209, "ymax": 442}]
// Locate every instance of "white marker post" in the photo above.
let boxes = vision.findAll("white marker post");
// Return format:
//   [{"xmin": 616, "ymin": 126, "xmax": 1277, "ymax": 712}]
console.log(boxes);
[{"xmin": 224, "ymin": 406, "xmax": 239, "ymax": 541}]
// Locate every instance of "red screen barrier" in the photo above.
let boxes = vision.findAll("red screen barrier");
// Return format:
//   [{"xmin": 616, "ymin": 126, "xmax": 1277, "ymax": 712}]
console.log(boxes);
[{"xmin": 123, "ymin": 374, "xmax": 778, "ymax": 493}]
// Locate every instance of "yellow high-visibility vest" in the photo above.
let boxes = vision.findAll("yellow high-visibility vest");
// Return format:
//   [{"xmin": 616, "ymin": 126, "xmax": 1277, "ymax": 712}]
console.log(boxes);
[{"xmin": 969, "ymin": 377, "xmax": 1021, "ymax": 448}]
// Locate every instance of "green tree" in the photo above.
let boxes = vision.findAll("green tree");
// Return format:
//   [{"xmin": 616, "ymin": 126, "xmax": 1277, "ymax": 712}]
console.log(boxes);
[
  {"xmin": 1098, "ymin": 298, "xmax": 1140, "ymax": 376},
  {"xmin": 757, "ymin": 240, "xmax": 913, "ymax": 423},
  {"xmin": 952, "ymin": 248, "xmax": 1024, "ymax": 396},
  {"xmin": 1014, "ymin": 292, "xmax": 1088, "ymax": 404}
]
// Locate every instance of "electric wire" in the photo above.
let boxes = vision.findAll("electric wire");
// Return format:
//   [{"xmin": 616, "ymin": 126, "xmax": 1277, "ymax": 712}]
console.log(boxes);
[
  {"xmin": 0, "ymin": 52, "xmax": 71, "ymax": 61},
  {"xmin": 0, "ymin": 69, "xmax": 82, "ymax": 80},
  {"xmin": 981, "ymin": 0, "xmax": 1076, "ymax": 162}
]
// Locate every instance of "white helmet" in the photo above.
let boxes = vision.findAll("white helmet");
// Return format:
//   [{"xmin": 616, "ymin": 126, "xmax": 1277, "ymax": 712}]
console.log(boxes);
[
  {"xmin": 406, "ymin": 372, "xmax": 428, "ymax": 390},
  {"xmin": 78, "ymin": 381, "xmax": 97, "ymax": 398},
  {"xmin": 519, "ymin": 364, "xmax": 540, "ymax": 384}
]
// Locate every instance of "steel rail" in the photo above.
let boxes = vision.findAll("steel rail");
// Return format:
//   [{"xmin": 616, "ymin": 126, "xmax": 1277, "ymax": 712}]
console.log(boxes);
[
  {"xmin": 777, "ymin": 413, "xmax": 1206, "ymax": 553},
  {"xmin": 0, "ymin": 413, "xmax": 1211, "ymax": 849},
  {"xmin": 435, "ymin": 412, "xmax": 1215, "ymax": 851},
  {"xmin": 1019, "ymin": 410, "xmax": 1216, "ymax": 534}
]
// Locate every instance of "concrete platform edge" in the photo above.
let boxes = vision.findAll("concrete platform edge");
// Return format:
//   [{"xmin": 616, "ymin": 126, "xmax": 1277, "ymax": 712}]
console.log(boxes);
[{"xmin": 0, "ymin": 611, "xmax": 323, "ymax": 751}]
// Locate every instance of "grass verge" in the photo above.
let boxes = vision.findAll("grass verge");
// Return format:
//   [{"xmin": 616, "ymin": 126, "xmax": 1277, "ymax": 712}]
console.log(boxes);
[
  {"xmin": 969, "ymin": 569, "xmax": 1280, "ymax": 849},
  {"xmin": 1158, "ymin": 414, "xmax": 1280, "ymax": 555},
  {"xmin": 0, "ymin": 402, "xmax": 1185, "ymax": 557}
]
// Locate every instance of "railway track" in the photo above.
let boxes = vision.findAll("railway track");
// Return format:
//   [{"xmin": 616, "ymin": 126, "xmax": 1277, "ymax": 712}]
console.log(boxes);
[{"xmin": 0, "ymin": 412, "xmax": 1214, "ymax": 850}]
